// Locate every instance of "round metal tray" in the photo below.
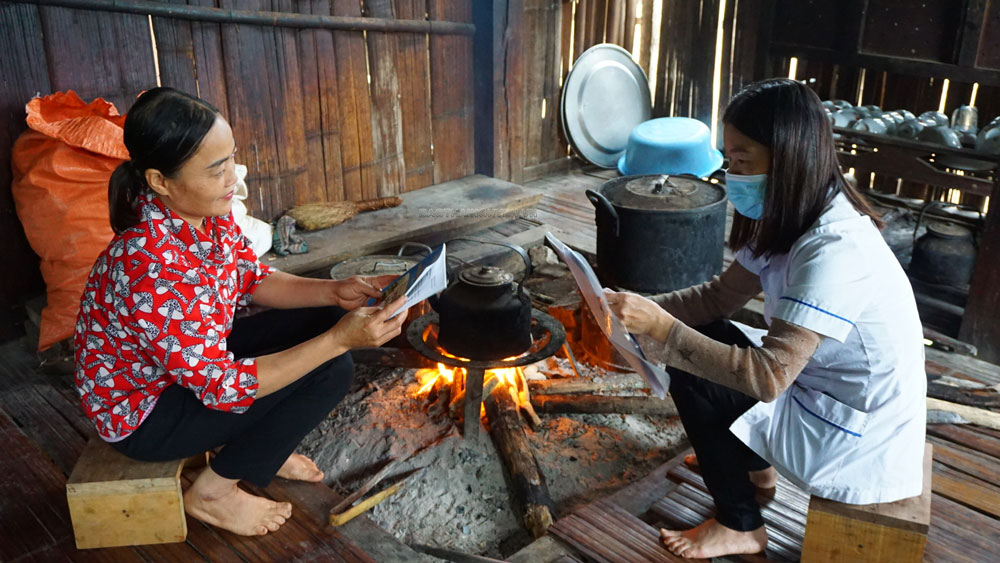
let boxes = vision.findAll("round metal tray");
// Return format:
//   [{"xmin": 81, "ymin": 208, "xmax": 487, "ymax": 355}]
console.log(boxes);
[{"xmin": 561, "ymin": 43, "xmax": 652, "ymax": 168}]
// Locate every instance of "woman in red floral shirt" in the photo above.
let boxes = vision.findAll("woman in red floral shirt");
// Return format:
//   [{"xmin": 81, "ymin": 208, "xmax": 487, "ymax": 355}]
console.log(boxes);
[{"xmin": 75, "ymin": 87, "xmax": 406, "ymax": 537}]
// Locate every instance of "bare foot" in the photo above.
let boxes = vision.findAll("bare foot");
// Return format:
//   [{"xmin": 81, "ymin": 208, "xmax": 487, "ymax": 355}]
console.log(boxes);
[
  {"xmin": 276, "ymin": 453, "xmax": 324, "ymax": 482},
  {"xmin": 660, "ymin": 518, "xmax": 767, "ymax": 559},
  {"xmin": 184, "ymin": 466, "xmax": 292, "ymax": 536}
]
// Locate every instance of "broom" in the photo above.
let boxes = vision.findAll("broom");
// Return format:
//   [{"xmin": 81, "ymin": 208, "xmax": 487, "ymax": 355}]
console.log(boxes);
[{"xmin": 286, "ymin": 196, "xmax": 403, "ymax": 231}]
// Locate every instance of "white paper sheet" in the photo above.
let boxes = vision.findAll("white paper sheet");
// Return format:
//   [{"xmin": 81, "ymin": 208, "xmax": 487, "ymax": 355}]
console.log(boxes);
[
  {"xmin": 545, "ymin": 233, "xmax": 670, "ymax": 397},
  {"xmin": 372, "ymin": 243, "xmax": 448, "ymax": 318}
]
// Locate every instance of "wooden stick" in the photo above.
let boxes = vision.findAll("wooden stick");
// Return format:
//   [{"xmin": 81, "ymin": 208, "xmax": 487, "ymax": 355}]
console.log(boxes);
[
  {"xmin": 329, "ymin": 482, "xmax": 403, "ymax": 526},
  {"xmin": 927, "ymin": 382, "xmax": 1000, "ymax": 409},
  {"xmin": 927, "ymin": 397, "xmax": 1000, "ymax": 430},
  {"xmin": 516, "ymin": 368, "xmax": 543, "ymax": 430},
  {"xmin": 329, "ymin": 457, "xmax": 401, "ymax": 516},
  {"xmin": 528, "ymin": 374, "xmax": 647, "ymax": 395},
  {"xmin": 483, "ymin": 380, "xmax": 555, "ymax": 538},
  {"xmin": 532, "ymin": 394, "xmax": 678, "ymax": 416}
]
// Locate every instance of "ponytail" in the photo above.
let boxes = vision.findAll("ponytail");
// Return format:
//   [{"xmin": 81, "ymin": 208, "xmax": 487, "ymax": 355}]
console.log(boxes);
[
  {"xmin": 111, "ymin": 87, "xmax": 220, "ymax": 234},
  {"xmin": 108, "ymin": 160, "xmax": 146, "ymax": 234}
]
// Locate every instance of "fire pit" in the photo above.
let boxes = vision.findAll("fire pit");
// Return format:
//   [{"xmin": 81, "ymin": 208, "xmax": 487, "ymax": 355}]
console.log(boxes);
[{"xmin": 406, "ymin": 309, "xmax": 566, "ymax": 439}]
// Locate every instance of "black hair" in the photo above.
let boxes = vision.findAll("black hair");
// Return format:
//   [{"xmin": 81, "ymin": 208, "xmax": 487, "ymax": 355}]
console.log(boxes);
[
  {"xmin": 724, "ymin": 78, "xmax": 882, "ymax": 257},
  {"xmin": 109, "ymin": 87, "xmax": 220, "ymax": 234}
]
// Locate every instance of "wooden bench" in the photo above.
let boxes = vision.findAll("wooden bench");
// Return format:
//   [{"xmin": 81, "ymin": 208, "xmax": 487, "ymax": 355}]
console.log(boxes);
[
  {"xmin": 801, "ymin": 443, "xmax": 933, "ymax": 562},
  {"xmin": 66, "ymin": 438, "xmax": 197, "ymax": 549}
]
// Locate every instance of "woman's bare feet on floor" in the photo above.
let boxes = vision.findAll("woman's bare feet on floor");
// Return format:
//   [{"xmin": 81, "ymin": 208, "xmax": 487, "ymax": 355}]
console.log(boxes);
[
  {"xmin": 660, "ymin": 518, "xmax": 767, "ymax": 559},
  {"xmin": 276, "ymin": 453, "xmax": 324, "ymax": 482},
  {"xmin": 184, "ymin": 466, "xmax": 292, "ymax": 536}
]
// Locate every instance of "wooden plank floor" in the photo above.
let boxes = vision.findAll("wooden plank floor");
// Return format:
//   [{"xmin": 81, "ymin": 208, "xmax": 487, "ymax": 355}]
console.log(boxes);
[
  {"xmin": 4, "ymin": 164, "xmax": 1000, "ymax": 561},
  {"xmin": 508, "ymin": 164, "xmax": 1000, "ymax": 562},
  {"xmin": 516, "ymin": 421, "xmax": 1000, "ymax": 563},
  {"xmin": 0, "ymin": 338, "xmax": 439, "ymax": 562}
]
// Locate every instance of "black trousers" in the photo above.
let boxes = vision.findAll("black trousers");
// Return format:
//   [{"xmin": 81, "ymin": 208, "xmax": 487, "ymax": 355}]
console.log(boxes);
[
  {"xmin": 667, "ymin": 320, "xmax": 770, "ymax": 531},
  {"xmin": 112, "ymin": 306, "xmax": 353, "ymax": 487}
]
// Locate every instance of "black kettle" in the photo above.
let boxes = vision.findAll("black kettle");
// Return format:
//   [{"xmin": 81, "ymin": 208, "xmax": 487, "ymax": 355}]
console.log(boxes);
[
  {"xmin": 908, "ymin": 202, "xmax": 980, "ymax": 289},
  {"xmin": 431, "ymin": 240, "xmax": 532, "ymax": 361}
]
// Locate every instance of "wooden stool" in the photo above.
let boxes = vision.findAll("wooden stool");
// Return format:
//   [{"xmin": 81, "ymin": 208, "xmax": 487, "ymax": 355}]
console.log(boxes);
[
  {"xmin": 801, "ymin": 443, "xmax": 933, "ymax": 562},
  {"xmin": 66, "ymin": 438, "xmax": 196, "ymax": 549}
]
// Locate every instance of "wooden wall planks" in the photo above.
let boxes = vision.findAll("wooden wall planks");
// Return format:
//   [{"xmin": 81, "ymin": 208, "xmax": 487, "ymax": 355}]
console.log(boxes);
[
  {"xmin": 429, "ymin": 0, "xmax": 475, "ymax": 185},
  {"xmin": 0, "ymin": 1, "xmax": 479, "ymax": 336},
  {"xmin": 0, "ymin": 3, "xmax": 48, "ymax": 339},
  {"xmin": 392, "ymin": 0, "xmax": 435, "ymax": 192},
  {"xmin": 365, "ymin": 0, "xmax": 407, "ymax": 198}
]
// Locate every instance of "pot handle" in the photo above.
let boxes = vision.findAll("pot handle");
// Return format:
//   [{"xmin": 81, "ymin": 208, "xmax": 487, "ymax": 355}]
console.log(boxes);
[{"xmin": 586, "ymin": 189, "xmax": 619, "ymax": 237}]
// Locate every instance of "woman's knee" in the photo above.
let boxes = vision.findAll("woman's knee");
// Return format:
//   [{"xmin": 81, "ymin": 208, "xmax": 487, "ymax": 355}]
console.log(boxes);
[{"xmin": 309, "ymin": 352, "xmax": 355, "ymax": 400}]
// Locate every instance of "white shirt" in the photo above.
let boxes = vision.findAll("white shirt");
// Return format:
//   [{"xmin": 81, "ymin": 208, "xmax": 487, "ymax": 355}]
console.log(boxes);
[{"xmin": 729, "ymin": 192, "xmax": 926, "ymax": 504}]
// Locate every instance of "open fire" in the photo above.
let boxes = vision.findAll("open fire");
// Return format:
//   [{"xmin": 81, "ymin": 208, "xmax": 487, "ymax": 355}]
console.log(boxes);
[{"xmin": 414, "ymin": 359, "xmax": 537, "ymax": 423}]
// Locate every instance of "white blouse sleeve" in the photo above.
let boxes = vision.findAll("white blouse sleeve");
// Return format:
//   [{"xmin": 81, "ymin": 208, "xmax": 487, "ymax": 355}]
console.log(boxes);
[{"xmin": 772, "ymin": 231, "xmax": 872, "ymax": 342}]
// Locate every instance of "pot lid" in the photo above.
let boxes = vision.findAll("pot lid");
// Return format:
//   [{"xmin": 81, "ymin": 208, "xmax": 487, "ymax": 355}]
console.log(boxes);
[
  {"xmin": 459, "ymin": 266, "xmax": 513, "ymax": 287},
  {"xmin": 600, "ymin": 174, "xmax": 726, "ymax": 211},
  {"xmin": 926, "ymin": 221, "xmax": 973, "ymax": 239},
  {"xmin": 329, "ymin": 255, "xmax": 420, "ymax": 280},
  {"xmin": 561, "ymin": 44, "xmax": 652, "ymax": 168}
]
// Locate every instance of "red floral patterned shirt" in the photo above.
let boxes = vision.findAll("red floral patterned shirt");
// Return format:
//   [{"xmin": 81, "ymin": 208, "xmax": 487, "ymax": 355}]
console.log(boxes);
[{"xmin": 74, "ymin": 194, "xmax": 273, "ymax": 441}]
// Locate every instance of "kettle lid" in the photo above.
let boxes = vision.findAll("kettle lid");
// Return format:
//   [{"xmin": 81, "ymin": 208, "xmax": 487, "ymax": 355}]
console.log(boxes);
[
  {"xmin": 459, "ymin": 266, "xmax": 514, "ymax": 287},
  {"xmin": 926, "ymin": 221, "xmax": 973, "ymax": 240}
]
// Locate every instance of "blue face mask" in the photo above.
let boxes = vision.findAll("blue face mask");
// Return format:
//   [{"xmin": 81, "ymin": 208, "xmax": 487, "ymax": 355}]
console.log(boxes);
[{"xmin": 725, "ymin": 171, "xmax": 767, "ymax": 220}]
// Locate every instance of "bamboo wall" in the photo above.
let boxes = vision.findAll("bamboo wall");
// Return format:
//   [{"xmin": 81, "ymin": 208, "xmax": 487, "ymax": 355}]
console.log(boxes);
[
  {"xmin": 521, "ymin": 0, "xmax": 1000, "ymax": 206},
  {"xmin": 521, "ymin": 0, "xmax": 767, "ymax": 175},
  {"xmin": 0, "ymin": 0, "xmax": 474, "ymax": 339}
]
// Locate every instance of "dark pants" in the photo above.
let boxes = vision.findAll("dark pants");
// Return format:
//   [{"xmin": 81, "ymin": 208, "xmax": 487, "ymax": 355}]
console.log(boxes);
[
  {"xmin": 668, "ymin": 320, "xmax": 770, "ymax": 531},
  {"xmin": 112, "ymin": 306, "xmax": 353, "ymax": 487}
]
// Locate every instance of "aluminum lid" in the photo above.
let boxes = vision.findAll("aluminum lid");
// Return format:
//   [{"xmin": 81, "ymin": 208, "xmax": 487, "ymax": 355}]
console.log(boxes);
[
  {"xmin": 561, "ymin": 44, "xmax": 652, "ymax": 168},
  {"xmin": 601, "ymin": 174, "xmax": 726, "ymax": 211}
]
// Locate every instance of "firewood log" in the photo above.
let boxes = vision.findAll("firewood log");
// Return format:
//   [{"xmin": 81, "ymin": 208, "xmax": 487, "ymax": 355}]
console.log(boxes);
[
  {"xmin": 531, "ymin": 394, "xmax": 678, "ymax": 416},
  {"xmin": 483, "ymin": 382, "xmax": 554, "ymax": 538}
]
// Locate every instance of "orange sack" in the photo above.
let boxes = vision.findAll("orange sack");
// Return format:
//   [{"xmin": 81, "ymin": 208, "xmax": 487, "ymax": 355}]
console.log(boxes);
[{"xmin": 12, "ymin": 91, "xmax": 128, "ymax": 351}]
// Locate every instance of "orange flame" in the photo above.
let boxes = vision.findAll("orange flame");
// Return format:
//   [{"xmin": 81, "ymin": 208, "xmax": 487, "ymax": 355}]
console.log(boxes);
[{"xmin": 413, "ymin": 356, "xmax": 531, "ymax": 416}]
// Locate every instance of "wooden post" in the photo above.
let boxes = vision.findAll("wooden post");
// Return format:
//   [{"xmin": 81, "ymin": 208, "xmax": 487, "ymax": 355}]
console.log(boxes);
[
  {"xmin": 483, "ymin": 379, "xmax": 555, "ymax": 538},
  {"xmin": 960, "ymin": 177, "xmax": 1000, "ymax": 364},
  {"xmin": 473, "ymin": 0, "xmax": 525, "ymax": 183}
]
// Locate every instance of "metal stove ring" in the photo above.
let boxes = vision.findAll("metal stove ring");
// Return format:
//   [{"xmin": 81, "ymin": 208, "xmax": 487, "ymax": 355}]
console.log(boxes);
[{"xmin": 406, "ymin": 310, "xmax": 566, "ymax": 370}]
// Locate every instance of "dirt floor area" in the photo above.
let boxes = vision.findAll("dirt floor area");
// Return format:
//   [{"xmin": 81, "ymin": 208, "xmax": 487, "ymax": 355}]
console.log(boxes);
[{"xmin": 298, "ymin": 354, "xmax": 688, "ymax": 559}]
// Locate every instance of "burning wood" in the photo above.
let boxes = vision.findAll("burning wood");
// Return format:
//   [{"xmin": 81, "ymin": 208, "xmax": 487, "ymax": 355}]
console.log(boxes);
[
  {"xmin": 483, "ymin": 377, "xmax": 555, "ymax": 539},
  {"xmin": 412, "ymin": 362, "xmax": 541, "ymax": 430},
  {"xmin": 528, "ymin": 374, "xmax": 647, "ymax": 395}
]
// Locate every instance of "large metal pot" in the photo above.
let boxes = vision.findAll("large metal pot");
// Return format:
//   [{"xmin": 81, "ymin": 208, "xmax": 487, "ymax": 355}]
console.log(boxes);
[{"xmin": 586, "ymin": 174, "xmax": 727, "ymax": 293}]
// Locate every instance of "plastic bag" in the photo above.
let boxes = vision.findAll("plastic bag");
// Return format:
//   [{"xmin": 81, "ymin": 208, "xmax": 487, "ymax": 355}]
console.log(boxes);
[
  {"xmin": 231, "ymin": 164, "xmax": 273, "ymax": 256},
  {"xmin": 11, "ymin": 91, "xmax": 126, "ymax": 351}
]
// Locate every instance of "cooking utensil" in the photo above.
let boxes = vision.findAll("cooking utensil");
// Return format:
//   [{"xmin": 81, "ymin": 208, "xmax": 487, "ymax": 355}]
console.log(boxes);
[
  {"xmin": 587, "ymin": 174, "xmax": 726, "ymax": 293},
  {"xmin": 561, "ymin": 43, "xmax": 652, "ymax": 168},
  {"xmin": 431, "ymin": 240, "xmax": 533, "ymax": 360},
  {"xmin": 950, "ymin": 105, "xmax": 978, "ymax": 134},
  {"xmin": 287, "ymin": 196, "xmax": 403, "ymax": 231},
  {"xmin": 616, "ymin": 117, "xmax": 723, "ymax": 177}
]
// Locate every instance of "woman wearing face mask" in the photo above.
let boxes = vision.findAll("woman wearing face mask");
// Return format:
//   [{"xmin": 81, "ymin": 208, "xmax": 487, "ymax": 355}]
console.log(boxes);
[
  {"xmin": 75, "ymin": 87, "xmax": 407, "ymax": 537},
  {"xmin": 605, "ymin": 78, "xmax": 926, "ymax": 559}
]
